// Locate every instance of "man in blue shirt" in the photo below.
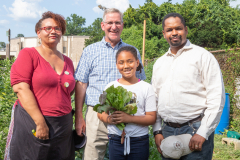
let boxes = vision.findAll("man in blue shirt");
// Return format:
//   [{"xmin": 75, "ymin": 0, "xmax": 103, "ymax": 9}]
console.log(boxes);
[{"xmin": 74, "ymin": 8, "xmax": 146, "ymax": 160}]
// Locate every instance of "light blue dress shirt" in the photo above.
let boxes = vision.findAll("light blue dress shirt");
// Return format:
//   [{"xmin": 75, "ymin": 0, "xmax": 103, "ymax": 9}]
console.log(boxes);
[{"xmin": 74, "ymin": 37, "xmax": 146, "ymax": 106}]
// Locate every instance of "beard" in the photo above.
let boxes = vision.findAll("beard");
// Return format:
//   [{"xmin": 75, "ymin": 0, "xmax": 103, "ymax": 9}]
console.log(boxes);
[{"xmin": 169, "ymin": 35, "xmax": 182, "ymax": 47}]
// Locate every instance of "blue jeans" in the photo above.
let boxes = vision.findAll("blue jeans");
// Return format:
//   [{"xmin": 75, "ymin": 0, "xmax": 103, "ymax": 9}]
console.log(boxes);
[
  {"xmin": 162, "ymin": 121, "xmax": 214, "ymax": 160},
  {"xmin": 108, "ymin": 134, "xmax": 149, "ymax": 160}
]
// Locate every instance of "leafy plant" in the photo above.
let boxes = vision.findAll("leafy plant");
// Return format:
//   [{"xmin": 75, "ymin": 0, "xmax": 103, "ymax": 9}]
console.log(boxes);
[
  {"xmin": 93, "ymin": 85, "xmax": 137, "ymax": 130},
  {"xmin": 0, "ymin": 59, "xmax": 17, "ymax": 159}
]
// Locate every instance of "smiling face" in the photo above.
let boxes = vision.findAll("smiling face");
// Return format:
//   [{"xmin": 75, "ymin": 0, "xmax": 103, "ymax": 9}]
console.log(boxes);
[
  {"xmin": 101, "ymin": 12, "xmax": 123, "ymax": 47},
  {"xmin": 116, "ymin": 50, "xmax": 139, "ymax": 80},
  {"xmin": 37, "ymin": 18, "xmax": 62, "ymax": 47},
  {"xmin": 162, "ymin": 17, "xmax": 188, "ymax": 54}
]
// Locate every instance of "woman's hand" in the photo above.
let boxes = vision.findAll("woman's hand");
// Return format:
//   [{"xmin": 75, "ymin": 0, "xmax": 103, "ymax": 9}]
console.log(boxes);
[
  {"xmin": 36, "ymin": 122, "xmax": 49, "ymax": 140},
  {"xmin": 13, "ymin": 82, "xmax": 49, "ymax": 140},
  {"xmin": 112, "ymin": 111, "xmax": 132, "ymax": 124}
]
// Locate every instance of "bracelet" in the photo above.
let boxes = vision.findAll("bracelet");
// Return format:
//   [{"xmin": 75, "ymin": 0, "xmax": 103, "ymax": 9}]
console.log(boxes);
[{"xmin": 153, "ymin": 130, "xmax": 162, "ymax": 137}]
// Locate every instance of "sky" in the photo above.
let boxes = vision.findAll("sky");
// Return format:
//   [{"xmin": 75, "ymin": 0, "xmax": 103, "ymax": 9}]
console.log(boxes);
[{"xmin": 0, "ymin": 0, "xmax": 239, "ymax": 43}]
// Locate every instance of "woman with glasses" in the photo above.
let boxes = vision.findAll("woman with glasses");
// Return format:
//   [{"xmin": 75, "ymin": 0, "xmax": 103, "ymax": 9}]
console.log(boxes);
[{"xmin": 8, "ymin": 11, "xmax": 75, "ymax": 160}]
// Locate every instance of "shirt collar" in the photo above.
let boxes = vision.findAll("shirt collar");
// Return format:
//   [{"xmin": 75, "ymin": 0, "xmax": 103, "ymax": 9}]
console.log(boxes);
[
  {"xmin": 101, "ymin": 37, "xmax": 123, "ymax": 49},
  {"xmin": 166, "ymin": 39, "xmax": 193, "ymax": 57}
]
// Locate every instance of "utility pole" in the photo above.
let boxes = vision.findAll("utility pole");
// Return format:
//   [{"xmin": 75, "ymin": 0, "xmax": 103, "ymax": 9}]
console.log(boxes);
[{"xmin": 6, "ymin": 29, "xmax": 10, "ymax": 59}]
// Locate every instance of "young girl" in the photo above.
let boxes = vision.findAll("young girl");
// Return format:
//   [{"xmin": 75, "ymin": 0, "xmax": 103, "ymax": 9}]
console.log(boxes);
[{"xmin": 98, "ymin": 46, "xmax": 157, "ymax": 160}]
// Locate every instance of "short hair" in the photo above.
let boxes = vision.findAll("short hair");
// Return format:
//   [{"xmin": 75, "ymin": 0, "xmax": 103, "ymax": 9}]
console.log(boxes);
[
  {"xmin": 35, "ymin": 11, "xmax": 66, "ymax": 35},
  {"xmin": 103, "ymin": 8, "xmax": 123, "ymax": 22},
  {"xmin": 162, "ymin": 13, "xmax": 186, "ymax": 29},
  {"xmin": 116, "ymin": 46, "xmax": 143, "ymax": 73}
]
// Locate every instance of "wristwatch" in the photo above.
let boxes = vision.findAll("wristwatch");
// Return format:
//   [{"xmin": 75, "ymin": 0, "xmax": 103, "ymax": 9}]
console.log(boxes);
[{"xmin": 153, "ymin": 130, "xmax": 162, "ymax": 137}]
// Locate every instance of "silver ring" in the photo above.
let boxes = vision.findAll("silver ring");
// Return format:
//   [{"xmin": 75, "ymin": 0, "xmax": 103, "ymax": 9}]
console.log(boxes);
[{"xmin": 195, "ymin": 145, "xmax": 198, "ymax": 148}]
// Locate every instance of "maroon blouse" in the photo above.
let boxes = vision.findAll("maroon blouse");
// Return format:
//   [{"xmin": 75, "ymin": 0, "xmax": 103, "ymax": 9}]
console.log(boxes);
[{"xmin": 11, "ymin": 47, "xmax": 75, "ymax": 116}]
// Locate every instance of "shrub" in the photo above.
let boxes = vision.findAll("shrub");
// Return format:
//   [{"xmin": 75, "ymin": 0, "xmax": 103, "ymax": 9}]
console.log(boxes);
[{"xmin": 0, "ymin": 59, "xmax": 17, "ymax": 159}]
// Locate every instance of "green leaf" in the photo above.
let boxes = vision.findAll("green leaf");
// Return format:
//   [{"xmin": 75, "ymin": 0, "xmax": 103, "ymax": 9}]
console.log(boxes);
[
  {"xmin": 123, "ymin": 103, "xmax": 138, "ymax": 114},
  {"xmin": 96, "ymin": 104, "xmax": 112, "ymax": 113},
  {"xmin": 94, "ymin": 85, "xmax": 138, "ymax": 131},
  {"xmin": 116, "ymin": 123, "xmax": 125, "ymax": 131},
  {"xmin": 93, "ymin": 104, "xmax": 101, "ymax": 112}
]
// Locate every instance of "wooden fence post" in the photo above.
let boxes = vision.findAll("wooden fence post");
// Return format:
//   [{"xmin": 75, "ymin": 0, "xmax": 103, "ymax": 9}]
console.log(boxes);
[{"xmin": 142, "ymin": 20, "xmax": 146, "ymax": 67}]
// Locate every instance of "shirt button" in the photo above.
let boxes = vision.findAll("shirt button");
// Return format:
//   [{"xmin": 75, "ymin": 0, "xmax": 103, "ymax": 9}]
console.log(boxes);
[
  {"xmin": 64, "ymin": 82, "xmax": 69, "ymax": 87},
  {"xmin": 64, "ymin": 71, "xmax": 69, "ymax": 75}
]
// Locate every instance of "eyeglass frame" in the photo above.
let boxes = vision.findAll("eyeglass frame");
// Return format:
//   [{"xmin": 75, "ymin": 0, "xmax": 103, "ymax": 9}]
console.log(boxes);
[
  {"xmin": 103, "ymin": 21, "xmax": 123, "ymax": 26},
  {"xmin": 39, "ymin": 26, "xmax": 62, "ymax": 33}
]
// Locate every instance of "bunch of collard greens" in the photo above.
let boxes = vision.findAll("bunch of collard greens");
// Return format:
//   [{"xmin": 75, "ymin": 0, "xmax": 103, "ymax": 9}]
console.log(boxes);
[{"xmin": 94, "ymin": 85, "xmax": 137, "ymax": 130}]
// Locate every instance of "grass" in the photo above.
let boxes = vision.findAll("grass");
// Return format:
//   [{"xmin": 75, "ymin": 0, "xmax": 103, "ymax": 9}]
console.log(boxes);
[{"xmin": 213, "ymin": 135, "xmax": 240, "ymax": 160}]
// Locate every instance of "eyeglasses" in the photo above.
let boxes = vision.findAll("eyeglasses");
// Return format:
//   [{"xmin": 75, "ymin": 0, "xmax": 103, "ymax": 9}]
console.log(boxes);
[
  {"xmin": 40, "ymin": 26, "xmax": 62, "ymax": 33},
  {"xmin": 104, "ymin": 21, "xmax": 122, "ymax": 26}
]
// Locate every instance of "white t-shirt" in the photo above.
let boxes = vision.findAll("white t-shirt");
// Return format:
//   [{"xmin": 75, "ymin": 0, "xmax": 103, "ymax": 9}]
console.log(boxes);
[{"xmin": 104, "ymin": 80, "xmax": 156, "ymax": 137}]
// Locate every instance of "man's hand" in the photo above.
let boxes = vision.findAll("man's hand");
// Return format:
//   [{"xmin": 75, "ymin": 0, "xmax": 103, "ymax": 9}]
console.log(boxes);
[
  {"xmin": 189, "ymin": 134, "xmax": 206, "ymax": 151},
  {"xmin": 75, "ymin": 81, "xmax": 87, "ymax": 137},
  {"xmin": 75, "ymin": 116, "xmax": 86, "ymax": 136},
  {"xmin": 155, "ymin": 134, "xmax": 164, "ymax": 154},
  {"xmin": 112, "ymin": 111, "xmax": 132, "ymax": 124}
]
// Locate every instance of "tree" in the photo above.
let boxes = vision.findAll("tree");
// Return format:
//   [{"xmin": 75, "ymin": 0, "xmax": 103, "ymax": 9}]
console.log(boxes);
[
  {"xmin": 123, "ymin": 0, "xmax": 240, "ymax": 51},
  {"xmin": 0, "ymin": 42, "xmax": 6, "ymax": 49},
  {"xmin": 145, "ymin": 0, "xmax": 152, "ymax": 2},
  {"xmin": 85, "ymin": 18, "xmax": 105, "ymax": 47},
  {"xmin": 16, "ymin": 34, "xmax": 24, "ymax": 37},
  {"xmin": 65, "ymin": 14, "xmax": 87, "ymax": 36}
]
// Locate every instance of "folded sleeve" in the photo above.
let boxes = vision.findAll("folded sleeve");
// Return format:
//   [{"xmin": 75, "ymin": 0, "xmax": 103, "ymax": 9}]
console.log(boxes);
[
  {"xmin": 10, "ymin": 48, "xmax": 34, "ymax": 86},
  {"xmin": 74, "ymin": 48, "xmax": 91, "ymax": 83},
  {"xmin": 152, "ymin": 114, "xmax": 162, "ymax": 132}
]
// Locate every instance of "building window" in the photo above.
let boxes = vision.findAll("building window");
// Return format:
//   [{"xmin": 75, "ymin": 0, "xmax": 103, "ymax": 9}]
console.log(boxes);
[{"xmin": 63, "ymin": 47, "xmax": 66, "ymax": 53}]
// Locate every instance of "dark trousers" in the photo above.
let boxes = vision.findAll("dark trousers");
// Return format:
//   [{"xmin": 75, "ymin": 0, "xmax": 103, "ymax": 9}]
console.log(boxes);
[
  {"xmin": 108, "ymin": 134, "xmax": 149, "ymax": 160},
  {"xmin": 10, "ymin": 102, "xmax": 75, "ymax": 160},
  {"xmin": 162, "ymin": 121, "xmax": 214, "ymax": 160}
]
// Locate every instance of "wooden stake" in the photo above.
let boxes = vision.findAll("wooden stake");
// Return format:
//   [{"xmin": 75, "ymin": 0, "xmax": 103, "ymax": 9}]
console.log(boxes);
[{"xmin": 142, "ymin": 20, "xmax": 146, "ymax": 67}]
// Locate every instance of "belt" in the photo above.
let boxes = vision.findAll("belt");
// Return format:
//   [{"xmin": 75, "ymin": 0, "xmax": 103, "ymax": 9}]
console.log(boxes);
[{"xmin": 165, "ymin": 115, "xmax": 202, "ymax": 128}]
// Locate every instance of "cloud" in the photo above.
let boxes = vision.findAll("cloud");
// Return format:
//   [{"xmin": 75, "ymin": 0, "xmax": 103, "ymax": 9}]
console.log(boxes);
[
  {"xmin": 230, "ymin": 1, "xmax": 240, "ymax": 8},
  {"xmin": 74, "ymin": 0, "xmax": 84, "ymax": 5},
  {"xmin": 0, "ymin": 20, "xmax": 9, "ymax": 27},
  {"xmin": 93, "ymin": 6, "xmax": 103, "ymax": 14},
  {"xmin": 3, "ymin": 5, "xmax": 9, "ymax": 13},
  {"xmin": 93, "ymin": 0, "xmax": 130, "ymax": 14},
  {"xmin": 8, "ymin": 0, "xmax": 47, "ymax": 22}
]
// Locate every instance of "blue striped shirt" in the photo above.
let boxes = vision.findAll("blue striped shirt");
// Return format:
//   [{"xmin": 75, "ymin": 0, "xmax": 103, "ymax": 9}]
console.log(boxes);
[{"xmin": 74, "ymin": 37, "xmax": 146, "ymax": 106}]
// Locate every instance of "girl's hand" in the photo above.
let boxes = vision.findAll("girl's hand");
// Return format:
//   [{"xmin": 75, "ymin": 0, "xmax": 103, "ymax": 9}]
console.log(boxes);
[
  {"xmin": 36, "ymin": 122, "xmax": 49, "ymax": 140},
  {"xmin": 107, "ymin": 115, "xmax": 116, "ymax": 125},
  {"xmin": 112, "ymin": 111, "xmax": 132, "ymax": 124}
]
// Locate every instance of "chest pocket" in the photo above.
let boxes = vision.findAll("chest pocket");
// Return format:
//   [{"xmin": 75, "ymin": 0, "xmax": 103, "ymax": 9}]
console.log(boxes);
[{"xmin": 97, "ymin": 52, "xmax": 121, "ymax": 81}]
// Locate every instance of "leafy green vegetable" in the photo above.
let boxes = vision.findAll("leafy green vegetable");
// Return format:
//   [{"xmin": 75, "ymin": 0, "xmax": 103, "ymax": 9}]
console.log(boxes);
[{"xmin": 93, "ymin": 85, "xmax": 137, "ymax": 130}]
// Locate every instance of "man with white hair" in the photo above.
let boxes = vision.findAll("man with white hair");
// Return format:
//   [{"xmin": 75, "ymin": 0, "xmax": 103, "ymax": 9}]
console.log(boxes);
[{"xmin": 74, "ymin": 8, "xmax": 146, "ymax": 160}]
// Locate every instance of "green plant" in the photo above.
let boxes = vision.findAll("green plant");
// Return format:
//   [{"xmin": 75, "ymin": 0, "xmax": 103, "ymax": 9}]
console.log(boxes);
[
  {"xmin": 0, "ymin": 59, "xmax": 17, "ymax": 159},
  {"xmin": 94, "ymin": 85, "xmax": 137, "ymax": 130}
]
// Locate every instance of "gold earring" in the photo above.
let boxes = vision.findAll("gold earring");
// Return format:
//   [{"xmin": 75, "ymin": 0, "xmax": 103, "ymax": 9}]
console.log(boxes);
[{"xmin": 38, "ymin": 38, "xmax": 41, "ymax": 44}]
